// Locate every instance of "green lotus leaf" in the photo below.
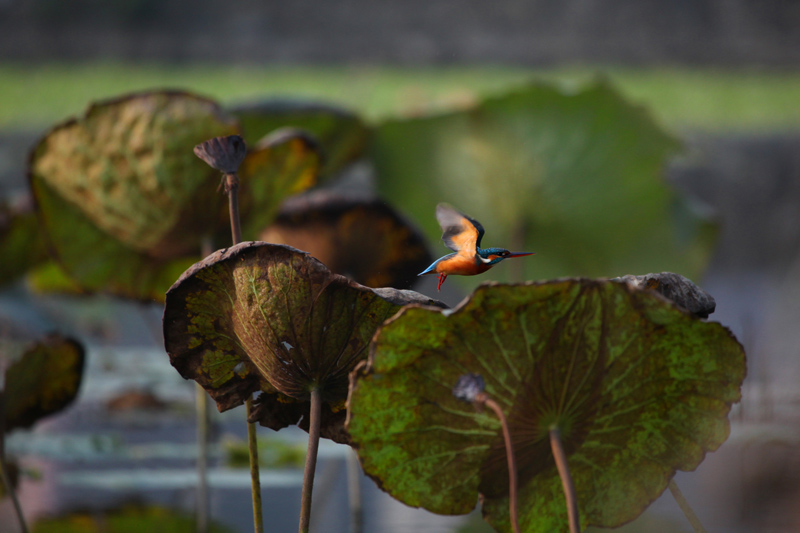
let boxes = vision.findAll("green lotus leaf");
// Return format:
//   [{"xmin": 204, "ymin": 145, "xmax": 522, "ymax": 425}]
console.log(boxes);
[
  {"xmin": 3, "ymin": 334, "xmax": 85, "ymax": 431},
  {"xmin": 346, "ymin": 278, "xmax": 745, "ymax": 531},
  {"xmin": 235, "ymin": 128, "xmax": 322, "ymax": 241},
  {"xmin": 163, "ymin": 241, "xmax": 442, "ymax": 443},
  {"xmin": 372, "ymin": 80, "xmax": 716, "ymax": 286},
  {"xmin": 29, "ymin": 90, "xmax": 239, "ymax": 300},
  {"xmin": 260, "ymin": 191, "xmax": 432, "ymax": 289},
  {"xmin": 0, "ymin": 196, "xmax": 48, "ymax": 286},
  {"xmin": 231, "ymin": 99, "xmax": 369, "ymax": 177}
]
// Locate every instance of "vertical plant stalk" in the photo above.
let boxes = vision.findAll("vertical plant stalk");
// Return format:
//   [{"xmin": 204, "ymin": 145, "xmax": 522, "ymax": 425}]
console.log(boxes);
[
  {"xmin": 247, "ymin": 397, "xmax": 264, "ymax": 533},
  {"xmin": 224, "ymin": 170, "xmax": 263, "ymax": 533},
  {"xmin": 225, "ymin": 172, "xmax": 243, "ymax": 245},
  {"xmin": 475, "ymin": 393, "xmax": 520, "ymax": 533},
  {"xmin": 669, "ymin": 479, "xmax": 708, "ymax": 533},
  {"xmin": 194, "ymin": 136, "xmax": 256, "ymax": 530},
  {"xmin": 0, "ymin": 394, "xmax": 29, "ymax": 533},
  {"xmin": 299, "ymin": 387, "xmax": 323, "ymax": 533},
  {"xmin": 196, "ymin": 384, "xmax": 210, "ymax": 533},
  {"xmin": 196, "ymin": 237, "xmax": 214, "ymax": 533},
  {"xmin": 549, "ymin": 425, "xmax": 579, "ymax": 533},
  {"xmin": 453, "ymin": 375, "xmax": 519, "ymax": 533}
]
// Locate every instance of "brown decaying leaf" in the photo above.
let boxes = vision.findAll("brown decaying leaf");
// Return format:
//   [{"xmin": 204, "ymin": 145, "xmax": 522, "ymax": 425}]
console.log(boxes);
[
  {"xmin": 163, "ymin": 241, "xmax": 445, "ymax": 444},
  {"xmin": 260, "ymin": 191, "xmax": 433, "ymax": 289}
]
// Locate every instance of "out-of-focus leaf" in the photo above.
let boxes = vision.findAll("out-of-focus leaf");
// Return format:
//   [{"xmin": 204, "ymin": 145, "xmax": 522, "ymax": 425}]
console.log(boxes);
[
  {"xmin": 231, "ymin": 99, "xmax": 369, "ymax": 177},
  {"xmin": 372, "ymin": 80, "xmax": 716, "ymax": 288},
  {"xmin": 346, "ymin": 278, "xmax": 745, "ymax": 531},
  {"xmin": 28, "ymin": 90, "xmax": 239, "ymax": 301},
  {"xmin": 25, "ymin": 261, "xmax": 85, "ymax": 295},
  {"xmin": 260, "ymin": 191, "xmax": 432, "ymax": 289},
  {"xmin": 0, "ymin": 196, "xmax": 48, "ymax": 286},
  {"xmin": 4, "ymin": 334, "xmax": 85, "ymax": 431},
  {"xmin": 235, "ymin": 128, "xmax": 322, "ymax": 241},
  {"xmin": 164, "ymin": 242, "xmax": 440, "ymax": 443}
]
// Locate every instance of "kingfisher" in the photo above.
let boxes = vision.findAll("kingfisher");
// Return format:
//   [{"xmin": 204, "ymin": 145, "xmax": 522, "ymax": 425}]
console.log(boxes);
[{"xmin": 419, "ymin": 203, "xmax": 534, "ymax": 291}]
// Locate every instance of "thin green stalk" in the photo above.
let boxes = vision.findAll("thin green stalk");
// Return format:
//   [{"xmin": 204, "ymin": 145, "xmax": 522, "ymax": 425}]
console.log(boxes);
[
  {"xmin": 549, "ymin": 425, "xmax": 579, "ymax": 533},
  {"xmin": 299, "ymin": 387, "xmax": 323, "ymax": 533},
  {"xmin": 669, "ymin": 479, "xmax": 708, "ymax": 533}
]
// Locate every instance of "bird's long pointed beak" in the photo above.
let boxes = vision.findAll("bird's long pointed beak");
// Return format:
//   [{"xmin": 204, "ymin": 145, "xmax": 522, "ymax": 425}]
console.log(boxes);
[{"xmin": 507, "ymin": 252, "xmax": 535, "ymax": 258}]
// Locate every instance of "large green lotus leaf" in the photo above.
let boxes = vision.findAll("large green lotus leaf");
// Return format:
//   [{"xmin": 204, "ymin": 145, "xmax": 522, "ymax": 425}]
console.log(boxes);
[
  {"xmin": 260, "ymin": 191, "xmax": 432, "ymax": 289},
  {"xmin": 346, "ymin": 279, "xmax": 745, "ymax": 531},
  {"xmin": 0, "ymin": 197, "xmax": 48, "ymax": 286},
  {"xmin": 231, "ymin": 99, "xmax": 369, "ymax": 177},
  {"xmin": 3, "ymin": 334, "xmax": 85, "ymax": 431},
  {"xmin": 29, "ymin": 91, "xmax": 239, "ymax": 300},
  {"xmin": 235, "ymin": 129, "xmax": 321, "ymax": 241},
  {"xmin": 163, "ymin": 241, "xmax": 442, "ymax": 443},
  {"xmin": 372, "ymin": 80, "xmax": 716, "ymax": 286}
]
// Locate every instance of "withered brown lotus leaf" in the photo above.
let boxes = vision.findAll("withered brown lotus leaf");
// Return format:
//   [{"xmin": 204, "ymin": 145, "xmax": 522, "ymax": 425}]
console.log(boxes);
[
  {"xmin": 260, "ymin": 191, "xmax": 432, "ymax": 288},
  {"xmin": 164, "ymin": 241, "xmax": 442, "ymax": 443}
]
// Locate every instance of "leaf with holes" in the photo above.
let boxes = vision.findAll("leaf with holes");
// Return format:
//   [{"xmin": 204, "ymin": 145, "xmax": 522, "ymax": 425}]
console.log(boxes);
[
  {"xmin": 260, "ymin": 191, "xmax": 432, "ymax": 289},
  {"xmin": 163, "ymin": 241, "xmax": 444, "ymax": 443},
  {"xmin": 28, "ymin": 90, "xmax": 239, "ymax": 301},
  {"xmin": 346, "ymin": 278, "xmax": 745, "ymax": 531}
]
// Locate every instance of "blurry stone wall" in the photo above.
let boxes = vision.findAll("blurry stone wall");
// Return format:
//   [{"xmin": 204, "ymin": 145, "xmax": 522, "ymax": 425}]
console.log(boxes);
[{"xmin": 1, "ymin": 0, "xmax": 799, "ymax": 65}]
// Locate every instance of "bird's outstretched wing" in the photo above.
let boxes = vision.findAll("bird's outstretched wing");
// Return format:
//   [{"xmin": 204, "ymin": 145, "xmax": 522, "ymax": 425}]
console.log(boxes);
[{"xmin": 436, "ymin": 203, "xmax": 485, "ymax": 254}]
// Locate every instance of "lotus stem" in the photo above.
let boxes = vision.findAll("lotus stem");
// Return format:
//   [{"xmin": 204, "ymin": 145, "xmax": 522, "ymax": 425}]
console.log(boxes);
[
  {"xmin": 669, "ymin": 479, "xmax": 708, "ymax": 533},
  {"xmin": 549, "ymin": 425, "xmax": 579, "ymax": 533},
  {"xmin": 223, "ymin": 172, "xmax": 262, "ymax": 533},
  {"xmin": 196, "ymin": 384, "xmax": 210, "ymax": 533},
  {"xmin": 196, "ymin": 237, "xmax": 214, "ymax": 533},
  {"xmin": 0, "ymin": 395, "xmax": 28, "ymax": 533},
  {"xmin": 225, "ymin": 173, "xmax": 243, "ymax": 245},
  {"xmin": 478, "ymin": 394, "xmax": 520, "ymax": 533},
  {"xmin": 299, "ymin": 387, "xmax": 323, "ymax": 533},
  {"xmin": 246, "ymin": 398, "xmax": 264, "ymax": 533}
]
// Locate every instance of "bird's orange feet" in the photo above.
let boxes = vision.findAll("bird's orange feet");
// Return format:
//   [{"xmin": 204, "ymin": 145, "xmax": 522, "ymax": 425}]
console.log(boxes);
[{"xmin": 437, "ymin": 273, "xmax": 447, "ymax": 291}]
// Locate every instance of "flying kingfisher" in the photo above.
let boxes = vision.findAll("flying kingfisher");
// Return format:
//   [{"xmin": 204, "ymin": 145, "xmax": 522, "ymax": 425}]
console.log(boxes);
[{"xmin": 419, "ymin": 203, "xmax": 534, "ymax": 291}]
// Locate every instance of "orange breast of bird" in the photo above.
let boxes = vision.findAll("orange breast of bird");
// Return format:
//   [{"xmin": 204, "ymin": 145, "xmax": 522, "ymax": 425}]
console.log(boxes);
[{"xmin": 435, "ymin": 254, "xmax": 492, "ymax": 276}]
